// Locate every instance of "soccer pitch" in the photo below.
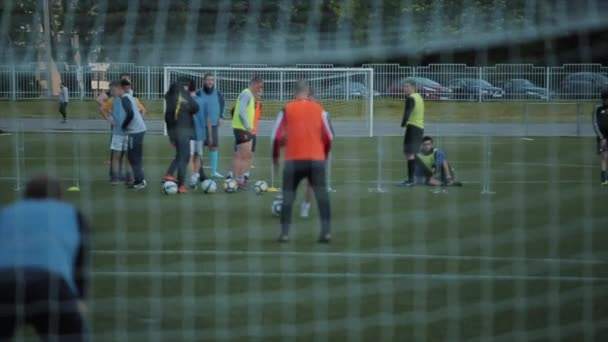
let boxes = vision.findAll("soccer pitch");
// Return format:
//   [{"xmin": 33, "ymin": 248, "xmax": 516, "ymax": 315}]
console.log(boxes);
[{"xmin": 1, "ymin": 131, "xmax": 607, "ymax": 341}]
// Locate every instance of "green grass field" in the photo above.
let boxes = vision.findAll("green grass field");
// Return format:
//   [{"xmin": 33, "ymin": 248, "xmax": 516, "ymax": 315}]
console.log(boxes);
[
  {"xmin": 1, "ymin": 132, "xmax": 607, "ymax": 341},
  {"xmin": 0, "ymin": 99, "xmax": 597, "ymax": 123}
]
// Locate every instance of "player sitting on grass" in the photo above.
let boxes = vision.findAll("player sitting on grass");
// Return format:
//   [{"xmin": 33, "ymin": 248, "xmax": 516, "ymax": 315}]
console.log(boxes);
[
  {"xmin": 414, "ymin": 136, "xmax": 463, "ymax": 187},
  {"xmin": 593, "ymin": 89, "xmax": 608, "ymax": 185}
]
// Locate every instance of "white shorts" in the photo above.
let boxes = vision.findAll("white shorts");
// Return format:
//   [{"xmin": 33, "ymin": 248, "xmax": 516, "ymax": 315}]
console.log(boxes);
[
  {"xmin": 190, "ymin": 140, "xmax": 203, "ymax": 156},
  {"xmin": 110, "ymin": 134, "xmax": 128, "ymax": 151}
]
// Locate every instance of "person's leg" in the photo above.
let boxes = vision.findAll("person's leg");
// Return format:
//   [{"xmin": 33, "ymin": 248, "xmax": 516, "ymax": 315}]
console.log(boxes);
[
  {"xmin": 189, "ymin": 140, "xmax": 200, "ymax": 186},
  {"xmin": 127, "ymin": 133, "xmax": 146, "ymax": 187},
  {"xmin": 28, "ymin": 272, "xmax": 87, "ymax": 342},
  {"xmin": 235, "ymin": 142, "xmax": 253, "ymax": 184},
  {"xmin": 209, "ymin": 125, "xmax": 222, "ymax": 177},
  {"xmin": 279, "ymin": 161, "xmax": 305, "ymax": 240},
  {"xmin": 0, "ymin": 270, "xmax": 17, "ymax": 339},
  {"xmin": 176, "ymin": 136, "xmax": 191, "ymax": 188},
  {"xmin": 300, "ymin": 182, "xmax": 313, "ymax": 218},
  {"xmin": 601, "ymin": 150, "xmax": 608, "ymax": 184},
  {"xmin": 309, "ymin": 161, "xmax": 331, "ymax": 241}
]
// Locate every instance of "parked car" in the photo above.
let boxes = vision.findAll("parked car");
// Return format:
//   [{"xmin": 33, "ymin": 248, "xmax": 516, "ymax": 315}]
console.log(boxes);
[
  {"xmin": 385, "ymin": 77, "xmax": 452, "ymax": 100},
  {"xmin": 448, "ymin": 78, "xmax": 504, "ymax": 100},
  {"xmin": 316, "ymin": 81, "xmax": 380, "ymax": 99},
  {"xmin": 496, "ymin": 79, "xmax": 549, "ymax": 100},
  {"xmin": 559, "ymin": 72, "xmax": 608, "ymax": 99}
]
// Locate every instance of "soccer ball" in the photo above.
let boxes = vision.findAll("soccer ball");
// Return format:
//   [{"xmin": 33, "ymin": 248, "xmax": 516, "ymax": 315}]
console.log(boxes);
[
  {"xmin": 271, "ymin": 195, "xmax": 283, "ymax": 217},
  {"xmin": 162, "ymin": 180, "xmax": 178, "ymax": 195},
  {"xmin": 223, "ymin": 179, "xmax": 238, "ymax": 193},
  {"xmin": 201, "ymin": 179, "xmax": 217, "ymax": 194},
  {"xmin": 254, "ymin": 180, "xmax": 269, "ymax": 194}
]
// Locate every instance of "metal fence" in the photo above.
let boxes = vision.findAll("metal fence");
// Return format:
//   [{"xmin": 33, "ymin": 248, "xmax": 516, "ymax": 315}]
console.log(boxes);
[{"xmin": 0, "ymin": 63, "xmax": 606, "ymax": 101}]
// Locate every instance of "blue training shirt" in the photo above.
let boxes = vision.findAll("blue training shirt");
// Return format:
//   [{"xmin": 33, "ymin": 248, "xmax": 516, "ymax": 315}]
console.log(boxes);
[
  {"xmin": 192, "ymin": 95, "xmax": 207, "ymax": 141},
  {"xmin": 196, "ymin": 87, "xmax": 225, "ymax": 126},
  {"xmin": 0, "ymin": 200, "xmax": 81, "ymax": 293},
  {"xmin": 111, "ymin": 96, "xmax": 126, "ymax": 135}
]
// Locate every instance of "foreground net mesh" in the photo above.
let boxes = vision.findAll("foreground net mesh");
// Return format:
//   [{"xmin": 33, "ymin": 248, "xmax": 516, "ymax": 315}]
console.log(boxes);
[{"xmin": 1, "ymin": 0, "xmax": 607, "ymax": 341}]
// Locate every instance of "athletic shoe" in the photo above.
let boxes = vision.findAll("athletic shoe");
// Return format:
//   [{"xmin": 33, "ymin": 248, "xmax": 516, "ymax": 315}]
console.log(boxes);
[
  {"xmin": 399, "ymin": 180, "xmax": 414, "ymax": 187},
  {"xmin": 212, "ymin": 171, "xmax": 224, "ymax": 178},
  {"xmin": 131, "ymin": 180, "xmax": 147, "ymax": 190},
  {"xmin": 602, "ymin": 180, "xmax": 608, "ymax": 186},
  {"xmin": 110, "ymin": 178, "xmax": 121, "ymax": 185},
  {"xmin": 300, "ymin": 202, "xmax": 311, "ymax": 218},
  {"xmin": 317, "ymin": 234, "xmax": 332, "ymax": 244},
  {"xmin": 178, "ymin": 185, "xmax": 187, "ymax": 194},
  {"xmin": 449, "ymin": 181, "xmax": 463, "ymax": 187},
  {"xmin": 238, "ymin": 182, "xmax": 251, "ymax": 190},
  {"xmin": 277, "ymin": 234, "xmax": 289, "ymax": 243},
  {"xmin": 163, "ymin": 174, "xmax": 177, "ymax": 183}
]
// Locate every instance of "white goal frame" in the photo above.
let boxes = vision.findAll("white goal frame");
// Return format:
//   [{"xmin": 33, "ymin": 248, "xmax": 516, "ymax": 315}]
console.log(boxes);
[{"xmin": 163, "ymin": 66, "xmax": 375, "ymax": 137}]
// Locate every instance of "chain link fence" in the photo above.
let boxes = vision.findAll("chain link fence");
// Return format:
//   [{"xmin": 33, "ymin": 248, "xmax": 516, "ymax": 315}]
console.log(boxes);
[{"xmin": 0, "ymin": 63, "xmax": 606, "ymax": 101}]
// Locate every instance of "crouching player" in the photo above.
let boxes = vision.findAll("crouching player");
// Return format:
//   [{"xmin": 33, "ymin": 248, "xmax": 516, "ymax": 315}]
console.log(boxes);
[
  {"xmin": 415, "ymin": 136, "xmax": 462, "ymax": 187},
  {"xmin": 0, "ymin": 175, "xmax": 90, "ymax": 340}
]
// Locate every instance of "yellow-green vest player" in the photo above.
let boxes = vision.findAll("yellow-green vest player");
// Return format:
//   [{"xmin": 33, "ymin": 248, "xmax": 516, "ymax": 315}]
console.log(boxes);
[
  {"xmin": 415, "ymin": 136, "xmax": 462, "ymax": 186},
  {"xmin": 230, "ymin": 77, "xmax": 263, "ymax": 185},
  {"xmin": 400, "ymin": 79, "xmax": 425, "ymax": 186}
]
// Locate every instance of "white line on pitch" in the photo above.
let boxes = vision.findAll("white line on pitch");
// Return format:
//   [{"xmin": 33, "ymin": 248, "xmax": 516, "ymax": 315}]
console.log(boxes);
[
  {"xmin": 90, "ymin": 270, "xmax": 608, "ymax": 282},
  {"xmin": 92, "ymin": 249, "xmax": 608, "ymax": 265}
]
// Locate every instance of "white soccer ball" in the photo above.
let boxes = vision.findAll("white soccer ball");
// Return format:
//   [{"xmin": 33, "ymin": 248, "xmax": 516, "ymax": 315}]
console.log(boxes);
[
  {"xmin": 271, "ymin": 195, "xmax": 283, "ymax": 217},
  {"xmin": 201, "ymin": 179, "xmax": 217, "ymax": 194},
  {"xmin": 162, "ymin": 180, "xmax": 178, "ymax": 195},
  {"xmin": 223, "ymin": 179, "xmax": 238, "ymax": 193},
  {"xmin": 254, "ymin": 180, "xmax": 269, "ymax": 194}
]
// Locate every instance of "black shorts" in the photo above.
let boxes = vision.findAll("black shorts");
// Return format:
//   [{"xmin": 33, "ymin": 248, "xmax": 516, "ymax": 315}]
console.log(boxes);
[
  {"xmin": 204, "ymin": 125, "xmax": 220, "ymax": 147},
  {"xmin": 0, "ymin": 268, "xmax": 87, "ymax": 341},
  {"xmin": 233, "ymin": 129, "xmax": 254, "ymax": 146},
  {"xmin": 403, "ymin": 125, "xmax": 424, "ymax": 155},
  {"xmin": 282, "ymin": 160, "xmax": 328, "ymax": 193}
]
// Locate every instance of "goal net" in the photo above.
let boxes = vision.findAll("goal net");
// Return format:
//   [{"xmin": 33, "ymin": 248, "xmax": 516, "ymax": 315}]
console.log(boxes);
[{"xmin": 1, "ymin": 0, "xmax": 607, "ymax": 341}]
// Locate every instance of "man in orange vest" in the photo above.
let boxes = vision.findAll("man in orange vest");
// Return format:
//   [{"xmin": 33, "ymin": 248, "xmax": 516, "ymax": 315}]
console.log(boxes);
[{"xmin": 271, "ymin": 80, "xmax": 334, "ymax": 243}]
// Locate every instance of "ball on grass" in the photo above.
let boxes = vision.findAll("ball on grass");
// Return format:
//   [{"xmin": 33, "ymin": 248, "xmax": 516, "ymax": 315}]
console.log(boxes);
[{"xmin": 162, "ymin": 180, "xmax": 178, "ymax": 195}]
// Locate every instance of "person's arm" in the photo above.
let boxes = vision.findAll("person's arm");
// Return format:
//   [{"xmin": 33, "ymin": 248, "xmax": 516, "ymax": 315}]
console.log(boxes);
[
  {"xmin": 136, "ymin": 98, "xmax": 146, "ymax": 116},
  {"xmin": 121, "ymin": 96, "xmax": 135, "ymax": 131},
  {"xmin": 593, "ymin": 106, "xmax": 605, "ymax": 142},
  {"xmin": 206, "ymin": 105, "xmax": 213, "ymax": 145},
  {"xmin": 96, "ymin": 91, "xmax": 109, "ymax": 108},
  {"xmin": 218, "ymin": 91, "xmax": 226, "ymax": 120},
  {"xmin": 270, "ymin": 110, "xmax": 286, "ymax": 165},
  {"xmin": 73, "ymin": 210, "xmax": 90, "ymax": 301},
  {"xmin": 401, "ymin": 96, "xmax": 415, "ymax": 127},
  {"xmin": 186, "ymin": 92, "xmax": 200, "ymax": 115},
  {"xmin": 238, "ymin": 91, "xmax": 252, "ymax": 131},
  {"xmin": 321, "ymin": 110, "xmax": 334, "ymax": 158}
]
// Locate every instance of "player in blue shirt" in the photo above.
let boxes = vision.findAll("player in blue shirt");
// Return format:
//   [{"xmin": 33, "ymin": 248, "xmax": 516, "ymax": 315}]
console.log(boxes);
[
  {"xmin": 189, "ymin": 86, "xmax": 211, "ymax": 188},
  {"xmin": 415, "ymin": 136, "xmax": 462, "ymax": 186},
  {"xmin": 197, "ymin": 73, "xmax": 226, "ymax": 178},
  {"xmin": 0, "ymin": 175, "xmax": 90, "ymax": 340}
]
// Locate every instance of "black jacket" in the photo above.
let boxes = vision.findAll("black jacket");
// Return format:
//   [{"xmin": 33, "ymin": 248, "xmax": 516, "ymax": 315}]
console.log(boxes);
[{"xmin": 165, "ymin": 84, "xmax": 199, "ymax": 139}]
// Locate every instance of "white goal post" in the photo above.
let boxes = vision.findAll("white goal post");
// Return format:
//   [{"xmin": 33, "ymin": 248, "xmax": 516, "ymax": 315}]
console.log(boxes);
[{"xmin": 163, "ymin": 66, "xmax": 376, "ymax": 137}]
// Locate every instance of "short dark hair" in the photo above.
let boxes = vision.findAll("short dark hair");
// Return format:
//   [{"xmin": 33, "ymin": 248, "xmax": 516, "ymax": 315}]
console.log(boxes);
[
  {"xmin": 250, "ymin": 76, "xmax": 263, "ymax": 84},
  {"xmin": 601, "ymin": 89, "xmax": 608, "ymax": 100},
  {"xmin": 203, "ymin": 73, "xmax": 214, "ymax": 80},
  {"xmin": 187, "ymin": 79, "xmax": 197, "ymax": 92},
  {"xmin": 24, "ymin": 175, "xmax": 63, "ymax": 200},
  {"xmin": 109, "ymin": 80, "xmax": 121, "ymax": 88},
  {"xmin": 405, "ymin": 79, "xmax": 417, "ymax": 88},
  {"xmin": 120, "ymin": 73, "xmax": 130, "ymax": 79},
  {"xmin": 422, "ymin": 136, "xmax": 433, "ymax": 143},
  {"xmin": 120, "ymin": 79, "xmax": 131, "ymax": 88},
  {"xmin": 295, "ymin": 79, "xmax": 310, "ymax": 94}
]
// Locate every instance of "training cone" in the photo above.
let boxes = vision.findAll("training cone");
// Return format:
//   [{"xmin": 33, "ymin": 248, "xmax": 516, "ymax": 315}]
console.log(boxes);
[
  {"xmin": 67, "ymin": 186, "xmax": 80, "ymax": 192},
  {"xmin": 267, "ymin": 187, "xmax": 280, "ymax": 192}
]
